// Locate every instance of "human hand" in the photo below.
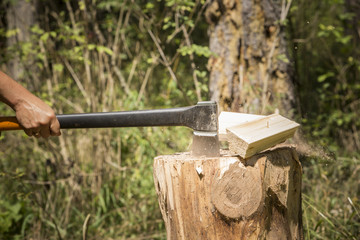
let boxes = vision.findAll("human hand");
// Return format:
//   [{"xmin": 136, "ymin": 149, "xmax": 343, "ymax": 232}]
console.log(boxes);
[
  {"xmin": 14, "ymin": 96, "xmax": 61, "ymax": 138},
  {"xmin": 0, "ymin": 70, "xmax": 61, "ymax": 138}
]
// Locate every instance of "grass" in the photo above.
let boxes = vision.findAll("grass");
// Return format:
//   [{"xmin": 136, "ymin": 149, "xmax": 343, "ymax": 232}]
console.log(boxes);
[
  {"xmin": 0, "ymin": 125, "xmax": 192, "ymax": 239},
  {"xmin": 302, "ymin": 154, "xmax": 360, "ymax": 239}
]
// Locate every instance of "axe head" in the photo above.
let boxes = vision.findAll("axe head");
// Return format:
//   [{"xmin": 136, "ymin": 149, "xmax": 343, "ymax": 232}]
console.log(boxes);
[{"xmin": 188, "ymin": 101, "xmax": 220, "ymax": 157}]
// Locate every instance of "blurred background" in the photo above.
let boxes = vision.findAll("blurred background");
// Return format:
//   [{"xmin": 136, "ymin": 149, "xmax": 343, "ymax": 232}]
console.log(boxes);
[{"xmin": 0, "ymin": 0, "xmax": 359, "ymax": 239}]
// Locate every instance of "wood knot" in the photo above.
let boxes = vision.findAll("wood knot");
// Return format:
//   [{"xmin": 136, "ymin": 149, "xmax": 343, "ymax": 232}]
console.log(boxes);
[{"xmin": 211, "ymin": 163, "xmax": 264, "ymax": 219}]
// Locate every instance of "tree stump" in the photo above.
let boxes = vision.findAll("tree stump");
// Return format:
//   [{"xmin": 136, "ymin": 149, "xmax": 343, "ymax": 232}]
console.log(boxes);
[{"xmin": 153, "ymin": 146, "xmax": 303, "ymax": 239}]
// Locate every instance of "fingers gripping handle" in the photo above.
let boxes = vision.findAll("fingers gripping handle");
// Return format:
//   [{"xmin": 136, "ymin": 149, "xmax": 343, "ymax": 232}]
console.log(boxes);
[{"xmin": 0, "ymin": 117, "xmax": 22, "ymax": 131}]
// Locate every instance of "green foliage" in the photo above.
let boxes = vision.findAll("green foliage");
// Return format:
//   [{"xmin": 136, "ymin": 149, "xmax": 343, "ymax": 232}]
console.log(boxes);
[
  {"xmin": 0, "ymin": 200, "xmax": 22, "ymax": 234},
  {"xmin": 0, "ymin": 0, "xmax": 209, "ymax": 238},
  {"xmin": 178, "ymin": 44, "xmax": 215, "ymax": 58},
  {"xmin": 318, "ymin": 24, "xmax": 352, "ymax": 44},
  {"xmin": 289, "ymin": 1, "xmax": 360, "ymax": 239},
  {"xmin": 289, "ymin": 0, "xmax": 360, "ymax": 153}
]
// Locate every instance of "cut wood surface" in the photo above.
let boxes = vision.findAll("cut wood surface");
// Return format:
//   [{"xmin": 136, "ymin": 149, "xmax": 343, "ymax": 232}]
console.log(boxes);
[
  {"xmin": 226, "ymin": 114, "xmax": 299, "ymax": 158},
  {"xmin": 218, "ymin": 111, "xmax": 265, "ymax": 141},
  {"xmin": 153, "ymin": 147, "xmax": 303, "ymax": 240}
]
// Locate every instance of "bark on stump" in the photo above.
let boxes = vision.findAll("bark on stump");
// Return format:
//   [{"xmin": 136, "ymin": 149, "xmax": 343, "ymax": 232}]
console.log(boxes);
[{"xmin": 153, "ymin": 147, "xmax": 303, "ymax": 239}]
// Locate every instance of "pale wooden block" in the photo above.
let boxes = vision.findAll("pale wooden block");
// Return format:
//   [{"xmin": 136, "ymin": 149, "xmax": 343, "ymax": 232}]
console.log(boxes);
[
  {"xmin": 226, "ymin": 114, "xmax": 300, "ymax": 158},
  {"xmin": 218, "ymin": 111, "xmax": 265, "ymax": 141}
]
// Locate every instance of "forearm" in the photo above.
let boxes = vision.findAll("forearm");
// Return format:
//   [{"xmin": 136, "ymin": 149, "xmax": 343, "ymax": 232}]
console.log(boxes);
[{"xmin": 0, "ymin": 71, "xmax": 33, "ymax": 110}]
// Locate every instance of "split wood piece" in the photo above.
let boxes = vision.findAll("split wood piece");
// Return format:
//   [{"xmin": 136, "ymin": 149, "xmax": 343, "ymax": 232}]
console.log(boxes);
[
  {"xmin": 227, "ymin": 114, "xmax": 300, "ymax": 159},
  {"xmin": 218, "ymin": 111, "xmax": 265, "ymax": 141},
  {"xmin": 153, "ymin": 147, "xmax": 303, "ymax": 240}
]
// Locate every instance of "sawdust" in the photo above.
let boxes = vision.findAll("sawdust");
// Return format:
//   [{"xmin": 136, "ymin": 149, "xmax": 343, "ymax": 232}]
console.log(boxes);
[{"xmin": 292, "ymin": 131, "xmax": 335, "ymax": 162}]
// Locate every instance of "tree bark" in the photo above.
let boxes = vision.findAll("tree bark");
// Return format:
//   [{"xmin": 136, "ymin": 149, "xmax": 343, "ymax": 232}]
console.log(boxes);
[
  {"xmin": 153, "ymin": 147, "xmax": 303, "ymax": 239},
  {"xmin": 345, "ymin": 0, "xmax": 360, "ymax": 46},
  {"xmin": 6, "ymin": 0, "xmax": 37, "ymax": 81},
  {"xmin": 205, "ymin": 0, "xmax": 296, "ymax": 117}
]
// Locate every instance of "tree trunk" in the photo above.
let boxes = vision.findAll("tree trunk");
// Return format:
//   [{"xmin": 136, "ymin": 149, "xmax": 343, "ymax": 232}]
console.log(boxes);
[
  {"xmin": 6, "ymin": 0, "xmax": 37, "ymax": 82},
  {"xmin": 153, "ymin": 147, "xmax": 303, "ymax": 239},
  {"xmin": 205, "ymin": 0, "xmax": 296, "ymax": 117},
  {"xmin": 345, "ymin": 0, "xmax": 360, "ymax": 46}
]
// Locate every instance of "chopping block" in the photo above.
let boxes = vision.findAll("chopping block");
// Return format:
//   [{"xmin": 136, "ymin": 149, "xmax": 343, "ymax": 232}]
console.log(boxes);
[{"xmin": 153, "ymin": 146, "xmax": 303, "ymax": 240}]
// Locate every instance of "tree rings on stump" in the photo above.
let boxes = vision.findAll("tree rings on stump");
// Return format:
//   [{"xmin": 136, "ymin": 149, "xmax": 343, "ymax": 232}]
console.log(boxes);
[{"xmin": 211, "ymin": 162, "xmax": 264, "ymax": 219}]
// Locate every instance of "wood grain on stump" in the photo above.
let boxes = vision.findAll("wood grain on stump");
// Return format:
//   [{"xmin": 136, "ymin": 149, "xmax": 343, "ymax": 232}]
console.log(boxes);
[{"xmin": 153, "ymin": 147, "xmax": 303, "ymax": 240}]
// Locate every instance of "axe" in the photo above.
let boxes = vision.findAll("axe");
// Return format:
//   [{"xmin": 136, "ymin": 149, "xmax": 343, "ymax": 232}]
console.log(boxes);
[{"xmin": 0, "ymin": 101, "xmax": 220, "ymax": 157}]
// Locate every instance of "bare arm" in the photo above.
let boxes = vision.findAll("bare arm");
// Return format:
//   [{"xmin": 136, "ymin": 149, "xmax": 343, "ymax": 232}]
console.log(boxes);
[{"xmin": 0, "ymin": 71, "xmax": 61, "ymax": 138}]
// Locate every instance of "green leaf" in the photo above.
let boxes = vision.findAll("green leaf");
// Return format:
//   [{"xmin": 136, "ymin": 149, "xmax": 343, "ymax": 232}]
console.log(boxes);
[
  {"xmin": 178, "ymin": 44, "xmax": 215, "ymax": 58},
  {"xmin": 317, "ymin": 72, "xmax": 335, "ymax": 82},
  {"xmin": 5, "ymin": 28, "xmax": 19, "ymax": 38},
  {"xmin": 87, "ymin": 44, "xmax": 96, "ymax": 50},
  {"xmin": 40, "ymin": 32, "xmax": 49, "ymax": 42},
  {"xmin": 164, "ymin": 16, "xmax": 171, "ymax": 23},
  {"xmin": 195, "ymin": 70, "xmax": 207, "ymax": 78},
  {"xmin": 50, "ymin": 31, "xmax": 57, "ymax": 38},
  {"xmin": 145, "ymin": 2, "xmax": 154, "ymax": 9},
  {"xmin": 53, "ymin": 63, "xmax": 64, "ymax": 72},
  {"xmin": 30, "ymin": 25, "xmax": 44, "ymax": 34},
  {"xmin": 79, "ymin": 1, "xmax": 85, "ymax": 10},
  {"xmin": 96, "ymin": 46, "xmax": 113, "ymax": 56},
  {"xmin": 336, "ymin": 119, "xmax": 343, "ymax": 126},
  {"xmin": 339, "ymin": 12, "xmax": 355, "ymax": 21},
  {"xmin": 277, "ymin": 54, "xmax": 290, "ymax": 63},
  {"xmin": 147, "ymin": 58, "xmax": 153, "ymax": 64},
  {"xmin": 337, "ymin": 35, "xmax": 352, "ymax": 44}
]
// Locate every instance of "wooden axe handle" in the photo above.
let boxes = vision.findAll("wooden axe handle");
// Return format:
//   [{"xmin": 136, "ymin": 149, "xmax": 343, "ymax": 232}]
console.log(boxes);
[{"xmin": 0, "ymin": 116, "xmax": 22, "ymax": 131}]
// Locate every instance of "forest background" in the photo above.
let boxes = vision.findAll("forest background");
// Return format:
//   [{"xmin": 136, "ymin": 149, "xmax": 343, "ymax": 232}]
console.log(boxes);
[{"xmin": 0, "ymin": 0, "xmax": 359, "ymax": 239}]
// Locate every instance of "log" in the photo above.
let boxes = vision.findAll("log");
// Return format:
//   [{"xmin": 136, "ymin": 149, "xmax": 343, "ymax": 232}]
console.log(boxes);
[{"xmin": 153, "ymin": 147, "xmax": 303, "ymax": 239}]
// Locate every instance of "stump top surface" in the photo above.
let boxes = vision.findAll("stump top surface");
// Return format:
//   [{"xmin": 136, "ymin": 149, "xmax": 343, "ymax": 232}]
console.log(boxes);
[{"xmin": 155, "ymin": 145, "xmax": 296, "ymax": 161}]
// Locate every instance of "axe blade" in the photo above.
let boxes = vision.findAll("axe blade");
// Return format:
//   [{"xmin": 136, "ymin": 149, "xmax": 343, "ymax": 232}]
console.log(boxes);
[
  {"xmin": 192, "ymin": 130, "xmax": 220, "ymax": 157},
  {"xmin": 190, "ymin": 101, "xmax": 220, "ymax": 157}
]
